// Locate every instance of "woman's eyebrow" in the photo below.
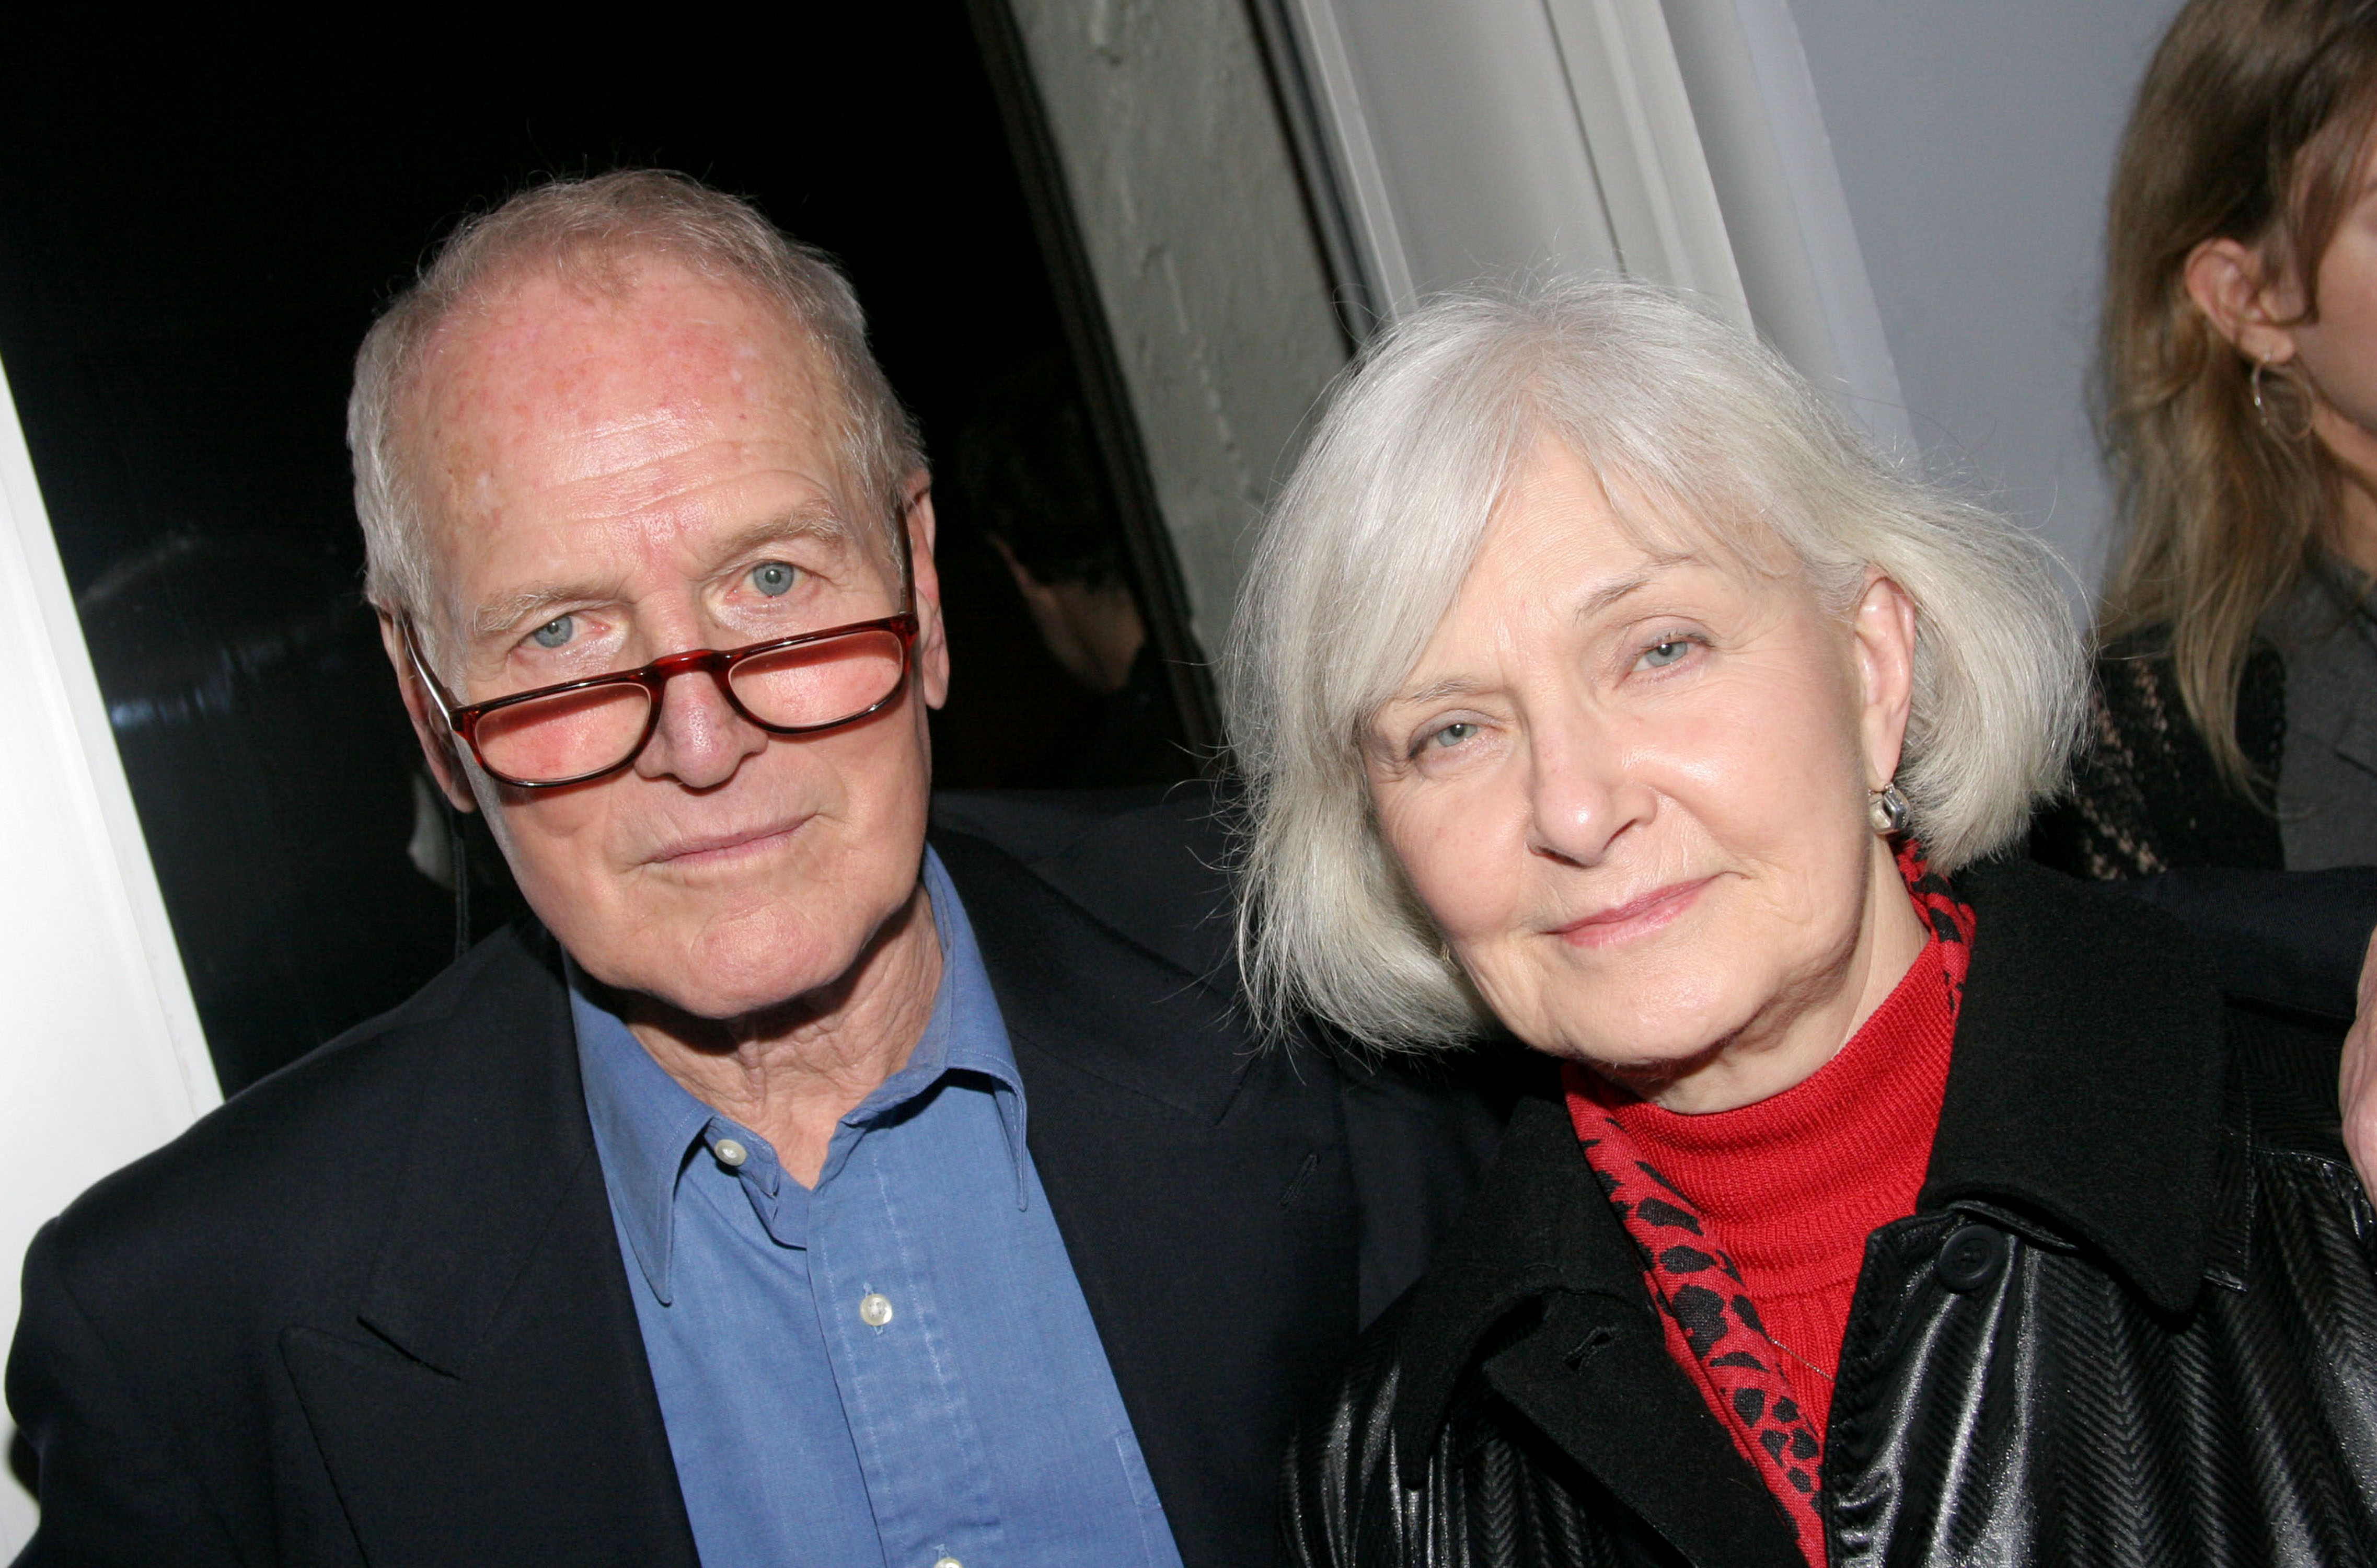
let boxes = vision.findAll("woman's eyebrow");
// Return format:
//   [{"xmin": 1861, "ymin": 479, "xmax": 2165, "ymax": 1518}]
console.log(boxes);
[
  {"xmin": 1577, "ymin": 572, "xmax": 1657, "ymax": 618},
  {"xmin": 1572, "ymin": 554, "xmax": 1699, "ymax": 621},
  {"xmin": 1393, "ymin": 675, "xmax": 1492, "ymax": 707}
]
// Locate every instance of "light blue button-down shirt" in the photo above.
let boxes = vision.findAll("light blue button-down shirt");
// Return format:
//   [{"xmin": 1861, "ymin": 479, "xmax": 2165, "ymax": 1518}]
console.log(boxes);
[{"xmin": 573, "ymin": 848, "xmax": 1184, "ymax": 1568}]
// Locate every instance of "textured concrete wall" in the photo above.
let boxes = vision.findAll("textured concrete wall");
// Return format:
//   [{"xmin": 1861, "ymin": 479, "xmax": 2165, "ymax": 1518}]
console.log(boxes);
[{"xmin": 1007, "ymin": 0, "xmax": 1347, "ymax": 654}]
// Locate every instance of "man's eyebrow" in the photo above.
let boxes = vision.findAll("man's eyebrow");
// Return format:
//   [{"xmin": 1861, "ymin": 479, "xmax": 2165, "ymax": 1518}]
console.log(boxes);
[
  {"xmin": 472, "ymin": 580, "xmax": 631, "ymax": 642},
  {"xmin": 703, "ymin": 508, "xmax": 852, "ymax": 567},
  {"xmin": 468, "ymin": 511, "xmax": 858, "ymax": 642}
]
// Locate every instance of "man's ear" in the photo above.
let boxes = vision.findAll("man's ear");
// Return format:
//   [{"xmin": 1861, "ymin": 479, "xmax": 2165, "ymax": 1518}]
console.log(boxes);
[
  {"xmin": 902, "ymin": 472, "xmax": 951, "ymax": 711},
  {"xmin": 2184, "ymin": 236, "xmax": 2301, "ymax": 366},
  {"xmin": 376, "ymin": 609, "xmax": 478, "ymax": 813},
  {"xmin": 1852, "ymin": 571, "xmax": 1919, "ymax": 792}
]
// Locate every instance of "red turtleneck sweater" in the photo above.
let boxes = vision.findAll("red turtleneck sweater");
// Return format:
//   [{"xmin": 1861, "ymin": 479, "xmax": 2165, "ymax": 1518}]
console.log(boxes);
[
  {"xmin": 1564, "ymin": 851, "xmax": 1974, "ymax": 1564},
  {"xmin": 1571, "ymin": 929, "xmax": 1958, "ymax": 1435}
]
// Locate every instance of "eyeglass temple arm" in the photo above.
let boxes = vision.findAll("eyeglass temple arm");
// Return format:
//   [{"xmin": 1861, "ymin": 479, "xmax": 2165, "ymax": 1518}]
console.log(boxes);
[{"xmin": 400, "ymin": 618, "xmax": 463, "ymax": 730}]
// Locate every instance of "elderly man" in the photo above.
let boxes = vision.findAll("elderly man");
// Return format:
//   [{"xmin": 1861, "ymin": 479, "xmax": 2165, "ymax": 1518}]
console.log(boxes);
[{"xmin": 3, "ymin": 171, "xmax": 1493, "ymax": 1568}]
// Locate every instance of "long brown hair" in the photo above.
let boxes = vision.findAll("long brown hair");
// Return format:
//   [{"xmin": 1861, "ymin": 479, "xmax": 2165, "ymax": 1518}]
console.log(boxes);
[{"xmin": 2099, "ymin": 0, "xmax": 2377, "ymax": 789}]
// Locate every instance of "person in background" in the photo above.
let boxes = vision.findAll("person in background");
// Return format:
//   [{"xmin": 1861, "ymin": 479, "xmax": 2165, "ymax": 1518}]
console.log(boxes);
[
  {"xmin": 952, "ymin": 353, "xmax": 1196, "ymax": 787},
  {"xmin": 1239, "ymin": 280, "xmax": 2377, "ymax": 1566},
  {"xmin": 2038, "ymin": 0, "xmax": 2377, "ymax": 877}
]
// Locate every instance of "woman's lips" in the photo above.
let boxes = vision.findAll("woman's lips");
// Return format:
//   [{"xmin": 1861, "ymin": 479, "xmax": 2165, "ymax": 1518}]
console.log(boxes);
[{"xmin": 1553, "ymin": 877, "xmax": 1714, "ymax": 948}]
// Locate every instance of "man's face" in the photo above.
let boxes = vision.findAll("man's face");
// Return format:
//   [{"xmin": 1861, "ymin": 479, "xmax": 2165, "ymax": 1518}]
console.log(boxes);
[{"xmin": 385, "ymin": 260, "xmax": 949, "ymax": 1021}]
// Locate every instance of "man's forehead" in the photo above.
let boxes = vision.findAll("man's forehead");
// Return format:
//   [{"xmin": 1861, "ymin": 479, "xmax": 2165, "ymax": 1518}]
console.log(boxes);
[{"xmin": 413, "ymin": 259, "xmax": 838, "ymax": 466}]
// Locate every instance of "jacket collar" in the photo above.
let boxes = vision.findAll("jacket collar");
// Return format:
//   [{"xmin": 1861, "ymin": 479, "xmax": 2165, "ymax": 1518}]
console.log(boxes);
[
  {"xmin": 1392, "ymin": 856, "xmax": 2232, "ymax": 1454},
  {"xmin": 354, "ymin": 923, "xmax": 604, "ymax": 1380},
  {"xmin": 1919, "ymin": 855, "xmax": 2228, "ymax": 1315},
  {"xmin": 929, "ymin": 818, "xmax": 1253, "ymax": 1125}
]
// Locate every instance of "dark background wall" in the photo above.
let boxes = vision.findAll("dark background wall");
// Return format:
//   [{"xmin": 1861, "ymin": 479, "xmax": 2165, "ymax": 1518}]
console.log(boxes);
[{"xmin": 0, "ymin": 6, "xmax": 1193, "ymax": 1094}]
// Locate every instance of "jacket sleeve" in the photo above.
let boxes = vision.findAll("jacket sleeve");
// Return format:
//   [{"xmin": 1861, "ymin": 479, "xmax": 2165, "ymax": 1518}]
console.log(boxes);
[{"xmin": 7, "ymin": 1220, "xmax": 244, "ymax": 1567}]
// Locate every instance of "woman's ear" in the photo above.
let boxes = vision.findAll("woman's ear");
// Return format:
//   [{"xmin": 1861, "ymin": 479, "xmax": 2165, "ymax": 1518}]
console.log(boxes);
[
  {"xmin": 2184, "ymin": 236, "xmax": 2301, "ymax": 365},
  {"xmin": 1851, "ymin": 571, "xmax": 1918, "ymax": 791}
]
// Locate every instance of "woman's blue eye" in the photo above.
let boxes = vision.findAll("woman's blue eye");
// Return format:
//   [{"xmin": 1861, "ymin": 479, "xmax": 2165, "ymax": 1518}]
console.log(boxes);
[
  {"xmin": 1638, "ymin": 639, "xmax": 1690, "ymax": 670},
  {"xmin": 530, "ymin": 615, "xmax": 574, "ymax": 650},
  {"xmin": 1429, "ymin": 722, "xmax": 1477, "ymax": 750},
  {"xmin": 751, "ymin": 561, "xmax": 798, "ymax": 597}
]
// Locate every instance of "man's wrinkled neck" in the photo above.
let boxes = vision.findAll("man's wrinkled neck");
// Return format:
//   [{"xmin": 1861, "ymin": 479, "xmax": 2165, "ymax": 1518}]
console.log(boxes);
[{"xmin": 583, "ymin": 872, "xmax": 945, "ymax": 1183}]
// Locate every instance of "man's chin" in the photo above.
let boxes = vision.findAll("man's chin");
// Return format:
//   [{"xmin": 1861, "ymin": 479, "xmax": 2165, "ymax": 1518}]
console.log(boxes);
[{"xmin": 648, "ymin": 934, "xmax": 866, "ymax": 1021}]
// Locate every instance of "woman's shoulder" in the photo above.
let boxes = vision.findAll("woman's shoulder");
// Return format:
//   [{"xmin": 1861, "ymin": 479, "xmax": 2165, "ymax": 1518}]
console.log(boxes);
[
  {"xmin": 2030, "ymin": 626, "xmax": 2285, "ymax": 879},
  {"xmin": 1957, "ymin": 856, "xmax": 2351, "ymax": 1167}
]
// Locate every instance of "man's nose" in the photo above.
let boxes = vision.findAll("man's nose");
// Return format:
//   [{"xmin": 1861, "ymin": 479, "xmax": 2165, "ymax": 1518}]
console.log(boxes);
[
  {"xmin": 1524, "ymin": 709, "xmax": 1651, "ymax": 868},
  {"xmin": 633, "ymin": 663, "xmax": 770, "ymax": 789}
]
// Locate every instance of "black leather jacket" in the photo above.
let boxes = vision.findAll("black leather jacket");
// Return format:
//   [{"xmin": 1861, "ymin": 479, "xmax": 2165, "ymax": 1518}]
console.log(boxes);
[{"xmin": 1283, "ymin": 859, "xmax": 2377, "ymax": 1566}]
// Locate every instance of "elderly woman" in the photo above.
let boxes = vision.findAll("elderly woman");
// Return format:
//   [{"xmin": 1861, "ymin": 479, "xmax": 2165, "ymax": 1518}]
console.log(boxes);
[{"xmin": 1233, "ymin": 281, "xmax": 2377, "ymax": 1567}]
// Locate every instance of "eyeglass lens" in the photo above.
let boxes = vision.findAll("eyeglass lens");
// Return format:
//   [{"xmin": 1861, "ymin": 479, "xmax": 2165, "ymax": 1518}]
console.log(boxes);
[{"xmin": 471, "ymin": 627, "xmax": 909, "ymax": 783}]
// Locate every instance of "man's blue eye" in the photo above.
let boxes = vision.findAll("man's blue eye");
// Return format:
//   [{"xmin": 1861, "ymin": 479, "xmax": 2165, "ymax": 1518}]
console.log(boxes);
[
  {"xmin": 531, "ymin": 615, "xmax": 574, "ymax": 649},
  {"xmin": 751, "ymin": 561, "xmax": 798, "ymax": 597},
  {"xmin": 1640, "ymin": 639, "xmax": 1690, "ymax": 669}
]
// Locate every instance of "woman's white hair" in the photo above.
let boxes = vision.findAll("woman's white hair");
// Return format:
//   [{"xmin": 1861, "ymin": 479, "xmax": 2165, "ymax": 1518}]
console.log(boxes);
[
  {"xmin": 349, "ymin": 169, "xmax": 921, "ymax": 635},
  {"xmin": 1225, "ymin": 277, "xmax": 2084, "ymax": 1052}
]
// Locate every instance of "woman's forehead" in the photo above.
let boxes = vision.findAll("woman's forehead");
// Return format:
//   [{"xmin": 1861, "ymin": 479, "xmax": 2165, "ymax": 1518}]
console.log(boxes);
[{"xmin": 1482, "ymin": 439, "xmax": 1794, "ymax": 592}]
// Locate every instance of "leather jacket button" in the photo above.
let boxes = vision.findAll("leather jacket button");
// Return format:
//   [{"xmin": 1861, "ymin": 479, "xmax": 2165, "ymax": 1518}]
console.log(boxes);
[{"xmin": 1935, "ymin": 1224, "xmax": 2009, "ymax": 1293}]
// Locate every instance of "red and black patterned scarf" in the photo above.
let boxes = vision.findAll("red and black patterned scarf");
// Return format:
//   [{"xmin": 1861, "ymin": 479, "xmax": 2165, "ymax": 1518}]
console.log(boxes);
[{"xmin": 1561, "ymin": 841, "xmax": 1974, "ymax": 1567}]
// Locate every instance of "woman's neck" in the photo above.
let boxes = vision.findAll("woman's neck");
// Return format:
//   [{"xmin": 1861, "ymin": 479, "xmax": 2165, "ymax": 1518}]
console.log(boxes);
[
  {"xmin": 1607, "ymin": 836, "xmax": 1929, "ymax": 1116},
  {"xmin": 2312, "ymin": 406, "xmax": 2377, "ymax": 578}
]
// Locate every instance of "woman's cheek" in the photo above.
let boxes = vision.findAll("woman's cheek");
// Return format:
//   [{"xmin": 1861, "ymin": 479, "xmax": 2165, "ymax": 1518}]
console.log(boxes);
[{"xmin": 1387, "ymin": 782, "xmax": 1515, "ymax": 941}]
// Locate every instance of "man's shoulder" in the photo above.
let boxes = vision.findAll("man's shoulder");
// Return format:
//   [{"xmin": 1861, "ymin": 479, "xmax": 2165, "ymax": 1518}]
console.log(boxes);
[
  {"xmin": 36, "ymin": 924, "xmax": 566, "ymax": 1301},
  {"xmin": 930, "ymin": 784, "xmax": 1236, "ymax": 985}
]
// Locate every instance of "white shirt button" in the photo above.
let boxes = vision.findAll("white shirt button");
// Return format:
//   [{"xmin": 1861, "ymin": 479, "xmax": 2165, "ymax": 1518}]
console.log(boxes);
[
  {"xmin": 933, "ymin": 1558, "xmax": 962, "ymax": 1568},
  {"xmin": 712, "ymin": 1138, "xmax": 748, "ymax": 1168},
  {"xmin": 859, "ymin": 1292, "xmax": 895, "ymax": 1328}
]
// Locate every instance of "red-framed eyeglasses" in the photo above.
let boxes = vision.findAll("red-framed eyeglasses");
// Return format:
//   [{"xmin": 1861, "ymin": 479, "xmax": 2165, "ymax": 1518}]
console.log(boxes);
[{"xmin": 402, "ymin": 610, "xmax": 921, "ymax": 789}]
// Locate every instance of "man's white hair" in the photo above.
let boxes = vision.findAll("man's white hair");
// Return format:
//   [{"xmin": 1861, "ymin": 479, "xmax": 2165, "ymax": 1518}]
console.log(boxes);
[
  {"xmin": 1225, "ymin": 278, "xmax": 2084, "ymax": 1052},
  {"xmin": 348, "ymin": 169, "xmax": 922, "ymax": 634}
]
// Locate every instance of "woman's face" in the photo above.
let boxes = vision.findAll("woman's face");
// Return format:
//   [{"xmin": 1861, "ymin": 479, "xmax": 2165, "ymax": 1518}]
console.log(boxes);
[
  {"xmin": 1365, "ymin": 442, "xmax": 1922, "ymax": 1111},
  {"xmin": 2191, "ymin": 129, "xmax": 2377, "ymax": 491},
  {"xmin": 2284, "ymin": 135, "xmax": 2377, "ymax": 468}
]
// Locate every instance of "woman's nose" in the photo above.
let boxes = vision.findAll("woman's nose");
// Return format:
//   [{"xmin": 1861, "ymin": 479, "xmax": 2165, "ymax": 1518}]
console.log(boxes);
[
  {"xmin": 634, "ymin": 665, "xmax": 769, "ymax": 788},
  {"xmin": 1524, "ymin": 716, "xmax": 1648, "ymax": 867}
]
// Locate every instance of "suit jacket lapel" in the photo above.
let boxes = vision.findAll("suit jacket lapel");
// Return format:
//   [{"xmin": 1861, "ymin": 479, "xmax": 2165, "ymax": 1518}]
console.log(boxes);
[
  {"xmin": 281, "ymin": 927, "xmax": 698, "ymax": 1568},
  {"xmin": 934, "ymin": 827, "xmax": 1359, "ymax": 1568}
]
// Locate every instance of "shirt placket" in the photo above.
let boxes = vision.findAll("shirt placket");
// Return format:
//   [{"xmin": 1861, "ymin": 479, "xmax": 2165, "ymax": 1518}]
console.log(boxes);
[{"xmin": 812, "ymin": 1115, "xmax": 1005, "ymax": 1568}]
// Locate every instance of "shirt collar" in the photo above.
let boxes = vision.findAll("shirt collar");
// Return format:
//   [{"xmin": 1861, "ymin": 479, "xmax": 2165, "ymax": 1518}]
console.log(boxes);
[{"xmin": 572, "ymin": 846, "xmax": 1028, "ymax": 1306}]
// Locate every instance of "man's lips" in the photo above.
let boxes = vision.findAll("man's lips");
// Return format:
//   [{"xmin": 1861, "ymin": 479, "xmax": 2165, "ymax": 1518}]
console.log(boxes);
[
  {"xmin": 644, "ymin": 818, "xmax": 808, "ymax": 868},
  {"xmin": 1552, "ymin": 877, "xmax": 1714, "ymax": 948}
]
